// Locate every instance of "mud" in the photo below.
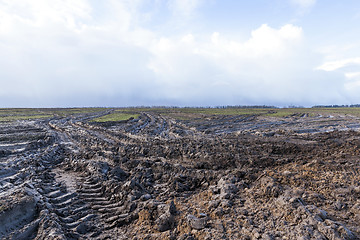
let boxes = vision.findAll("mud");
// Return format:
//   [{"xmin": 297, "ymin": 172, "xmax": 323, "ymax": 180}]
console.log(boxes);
[{"xmin": 0, "ymin": 110, "xmax": 359, "ymax": 239}]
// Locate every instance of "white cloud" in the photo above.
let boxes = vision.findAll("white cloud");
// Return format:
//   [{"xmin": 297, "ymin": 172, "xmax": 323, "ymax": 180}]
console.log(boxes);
[
  {"xmin": 146, "ymin": 24, "xmax": 312, "ymax": 104},
  {"xmin": 167, "ymin": 0, "xmax": 203, "ymax": 17},
  {"xmin": 0, "ymin": 0, "xmax": 159, "ymax": 107},
  {"xmin": 316, "ymin": 57, "xmax": 360, "ymax": 103},
  {"xmin": 181, "ymin": 33, "xmax": 194, "ymax": 43},
  {"xmin": 345, "ymin": 72, "xmax": 360, "ymax": 79},
  {"xmin": 291, "ymin": 0, "xmax": 316, "ymax": 9},
  {"xmin": 0, "ymin": 0, "xmax": 92, "ymax": 32},
  {"xmin": 0, "ymin": 0, "xmax": 355, "ymax": 107},
  {"xmin": 344, "ymin": 77, "xmax": 360, "ymax": 98},
  {"xmin": 316, "ymin": 58, "xmax": 360, "ymax": 71},
  {"xmin": 148, "ymin": 23, "xmax": 303, "ymax": 75}
]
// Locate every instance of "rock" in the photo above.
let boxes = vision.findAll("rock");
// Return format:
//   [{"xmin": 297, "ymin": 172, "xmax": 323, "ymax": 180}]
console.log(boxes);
[
  {"xmin": 208, "ymin": 200, "xmax": 220, "ymax": 210},
  {"xmin": 140, "ymin": 194, "xmax": 152, "ymax": 201},
  {"xmin": 157, "ymin": 201, "xmax": 177, "ymax": 217},
  {"xmin": 257, "ymin": 176, "xmax": 282, "ymax": 197},
  {"xmin": 175, "ymin": 181, "xmax": 189, "ymax": 192},
  {"xmin": 317, "ymin": 209, "xmax": 328, "ymax": 221},
  {"xmin": 110, "ymin": 167, "xmax": 129, "ymax": 181},
  {"xmin": 338, "ymin": 225, "xmax": 356, "ymax": 239},
  {"xmin": 123, "ymin": 179, "xmax": 144, "ymax": 192},
  {"xmin": 334, "ymin": 201, "xmax": 346, "ymax": 211},
  {"xmin": 209, "ymin": 185, "xmax": 220, "ymax": 194},
  {"xmin": 218, "ymin": 178, "xmax": 238, "ymax": 199},
  {"xmin": 156, "ymin": 212, "xmax": 175, "ymax": 232},
  {"xmin": 353, "ymin": 186, "xmax": 360, "ymax": 194},
  {"xmin": 76, "ymin": 223, "xmax": 89, "ymax": 234},
  {"xmin": 129, "ymin": 202, "xmax": 137, "ymax": 212},
  {"xmin": 282, "ymin": 170, "xmax": 292, "ymax": 176},
  {"xmin": 262, "ymin": 233, "xmax": 274, "ymax": 240},
  {"xmin": 169, "ymin": 200, "xmax": 177, "ymax": 215},
  {"xmin": 87, "ymin": 161, "xmax": 109, "ymax": 176},
  {"xmin": 238, "ymin": 207, "xmax": 248, "ymax": 216},
  {"xmin": 220, "ymin": 199, "xmax": 233, "ymax": 208},
  {"xmin": 306, "ymin": 205, "xmax": 327, "ymax": 222},
  {"xmin": 214, "ymin": 207, "xmax": 224, "ymax": 217},
  {"xmin": 187, "ymin": 214, "xmax": 208, "ymax": 230},
  {"xmin": 213, "ymin": 220, "xmax": 225, "ymax": 233},
  {"xmin": 179, "ymin": 234, "xmax": 196, "ymax": 240},
  {"xmin": 252, "ymin": 230, "xmax": 261, "ymax": 239}
]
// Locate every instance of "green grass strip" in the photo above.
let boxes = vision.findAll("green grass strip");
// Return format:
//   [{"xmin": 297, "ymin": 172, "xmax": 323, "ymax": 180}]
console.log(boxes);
[
  {"xmin": 91, "ymin": 112, "xmax": 139, "ymax": 122},
  {"xmin": 0, "ymin": 114, "xmax": 53, "ymax": 122}
]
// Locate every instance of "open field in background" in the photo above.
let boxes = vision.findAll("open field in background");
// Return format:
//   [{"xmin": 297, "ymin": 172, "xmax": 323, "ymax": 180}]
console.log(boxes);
[
  {"xmin": 46, "ymin": 107, "xmax": 107, "ymax": 116},
  {"xmin": 264, "ymin": 107, "xmax": 360, "ymax": 117},
  {"xmin": 0, "ymin": 108, "xmax": 107, "ymax": 121},
  {"xmin": 0, "ymin": 108, "xmax": 53, "ymax": 121},
  {"xmin": 0, "ymin": 114, "xmax": 54, "ymax": 122},
  {"xmin": 119, "ymin": 107, "xmax": 360, "ymax": 120},
  {"xmin": 2, "ymin": 107, "xmax": 360, "ymax": 122},
  {"xmin": 119, "ymin": 106, "xmax": 360, "ymax": 116}
]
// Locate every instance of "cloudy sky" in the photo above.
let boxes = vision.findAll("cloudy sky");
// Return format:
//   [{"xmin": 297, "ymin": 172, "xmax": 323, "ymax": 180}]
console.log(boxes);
[{"xmin": 0, "ymin": 0, "xmax": 360, "ymax": 107}]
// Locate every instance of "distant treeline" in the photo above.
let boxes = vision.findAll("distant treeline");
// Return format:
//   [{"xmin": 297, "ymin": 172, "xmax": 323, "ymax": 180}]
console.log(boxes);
[
  {"xmin": 214, "ymin": 105, "xmax": 277, "ymax": 109},
  {"xmin": 125, "ymin": 104, "xmax": 360, "ymax": 109},
  {"xmin": 126, "ymin": 105, "xmax": 278, "ymax": 109},
  {"xmin": 312, "ymin": 104, "xmax": 360, "ymax": 108}
]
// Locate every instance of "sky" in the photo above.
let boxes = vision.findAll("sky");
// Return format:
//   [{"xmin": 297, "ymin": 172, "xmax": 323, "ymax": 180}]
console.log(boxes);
[{"xmin": 1, "ymin": 0, "xmax": 360, "ymax": 107}]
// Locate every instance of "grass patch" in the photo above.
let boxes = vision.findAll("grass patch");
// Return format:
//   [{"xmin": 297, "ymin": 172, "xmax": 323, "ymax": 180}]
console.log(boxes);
[
  {"xmin": 140, "ymin": 107, "xmax": 360, "ymax": 119},
  {"xmin": 176, "ymin": 108, "xmax": 272, "ymax": 115},
  {"xmin": 265, "ymin": 108, "xmax": 360, "ymax": 118},
  {"xmin": 0, "ymin": 108, "xmax": 108, "ymax": 122},
  {"xmin": 91, "ymin": 112, "xmax": 140, "ymax": 122},
  {"xmin": 0, "ymin": 108, "xmax": 46, "ymax": 116},
  {"xmin": 43, "ymin": 108, "xmax": 107, "ymax": 117},
  {"xmin": 0, "ymin": 114, "xmax": 53, "ymax": 122},
  {"xmin": 264, "ymin": 109, "xmax": 310, "ymax": 117},
  {"xmin": 315, "ymin": 107, "xmax": 360, "ymax": 116},
  {"xmin": 0, "ymin": 109, "xmax": 55, "ymax": 122},
  {"xmin": 160, "ymin": 108, "xmax": 276, "ymax": 120}
]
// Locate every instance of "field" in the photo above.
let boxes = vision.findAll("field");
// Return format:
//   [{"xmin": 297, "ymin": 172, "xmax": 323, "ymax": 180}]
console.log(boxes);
[{"xmin": 0, "ymin": 107, "xmax": 360, "ymax": 239}]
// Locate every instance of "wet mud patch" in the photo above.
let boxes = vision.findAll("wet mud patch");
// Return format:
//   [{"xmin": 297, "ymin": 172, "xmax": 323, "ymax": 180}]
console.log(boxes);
[{"xmin": 0, "ymin": 192, "xmax": 38, "ymax": 239}]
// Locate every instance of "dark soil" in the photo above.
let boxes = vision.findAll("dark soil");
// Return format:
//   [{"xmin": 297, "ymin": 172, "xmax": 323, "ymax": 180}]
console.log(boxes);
[{"xmin": 0, "ymin": 111, "xmax": 359, "ymax": 239}]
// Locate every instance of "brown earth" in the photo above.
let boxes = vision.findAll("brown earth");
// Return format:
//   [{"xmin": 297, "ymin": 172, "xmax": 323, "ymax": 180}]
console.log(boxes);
[{"xmin": 0, "ymin": 110, "xmax": 360, "ymax": 239}]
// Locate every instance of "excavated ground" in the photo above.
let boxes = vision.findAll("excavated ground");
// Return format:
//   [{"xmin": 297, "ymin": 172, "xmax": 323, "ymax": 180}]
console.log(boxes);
[{"xmin": 0, "ymin": 110, "xmax": 360, "ymax": 240}]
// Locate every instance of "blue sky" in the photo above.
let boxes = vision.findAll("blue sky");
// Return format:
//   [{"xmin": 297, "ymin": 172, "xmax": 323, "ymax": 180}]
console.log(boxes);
[{"xmin": 0, "ymin": 0, "xmax": 360, "ymax": 107}]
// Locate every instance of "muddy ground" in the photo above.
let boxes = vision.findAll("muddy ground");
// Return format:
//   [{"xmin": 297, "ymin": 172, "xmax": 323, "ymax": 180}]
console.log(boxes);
[{"xmin": 0, "ymin": 109, "xmax": 360, "ymax": 239}]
